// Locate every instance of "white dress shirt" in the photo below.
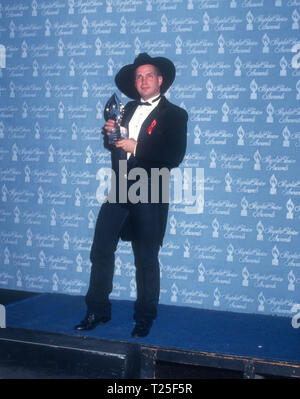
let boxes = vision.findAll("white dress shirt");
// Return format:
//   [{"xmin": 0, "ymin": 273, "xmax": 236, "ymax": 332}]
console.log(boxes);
[{"xmin": 128, "ymin": 95, "xmax": 161, "ymax": 159}]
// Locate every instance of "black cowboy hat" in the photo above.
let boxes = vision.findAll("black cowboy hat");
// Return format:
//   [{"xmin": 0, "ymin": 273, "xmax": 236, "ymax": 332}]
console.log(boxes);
[{"xmin": 115, "ymin": 53, "xmax": 176, "ymax": 100}]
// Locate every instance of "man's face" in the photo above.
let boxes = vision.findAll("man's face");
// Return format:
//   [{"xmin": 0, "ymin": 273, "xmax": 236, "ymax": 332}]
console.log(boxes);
[{"xmin": 134, "ymin": 64, "xmax": 163, "ymax": 101}]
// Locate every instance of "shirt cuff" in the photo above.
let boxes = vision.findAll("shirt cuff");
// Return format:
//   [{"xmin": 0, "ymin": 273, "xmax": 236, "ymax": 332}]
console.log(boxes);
[{"xmin": 134, "ymin": 142, "xmax": 138, "ymax": 156}]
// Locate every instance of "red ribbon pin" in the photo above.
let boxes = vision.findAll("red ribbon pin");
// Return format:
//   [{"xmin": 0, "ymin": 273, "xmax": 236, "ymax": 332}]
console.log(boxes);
[{"xmin": 147, "ymin": 119, "xmax": 157, "ymax": 135}]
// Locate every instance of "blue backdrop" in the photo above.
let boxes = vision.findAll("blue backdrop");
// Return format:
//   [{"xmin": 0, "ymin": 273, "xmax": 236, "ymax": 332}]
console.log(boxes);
[{"xmin": 0, "ymin": 0, "xmax": 299, "ymax": 317}]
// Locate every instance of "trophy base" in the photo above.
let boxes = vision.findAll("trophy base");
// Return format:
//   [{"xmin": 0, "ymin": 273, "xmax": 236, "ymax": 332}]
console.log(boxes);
[{"xmin": 108, "ymin": 126, "xmax": 128, "ymax": 146}]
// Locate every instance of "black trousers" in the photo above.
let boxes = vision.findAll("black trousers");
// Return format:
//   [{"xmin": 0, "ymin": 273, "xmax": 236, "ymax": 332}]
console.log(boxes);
[{"xmin": 86, "ymin": 200, "xmax": 162, "ymax": 322}]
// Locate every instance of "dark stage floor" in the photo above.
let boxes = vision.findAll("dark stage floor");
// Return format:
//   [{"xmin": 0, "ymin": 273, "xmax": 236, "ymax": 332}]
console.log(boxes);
[{"xmin": 0, "ymin": 289, "xmax": 299, "ymax": 379}]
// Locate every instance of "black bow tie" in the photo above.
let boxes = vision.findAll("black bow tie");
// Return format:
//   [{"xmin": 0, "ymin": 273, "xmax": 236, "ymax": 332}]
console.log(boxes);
[{"xmin": 137, "ymin": 95, "xmax": 161, "ymax": 106}]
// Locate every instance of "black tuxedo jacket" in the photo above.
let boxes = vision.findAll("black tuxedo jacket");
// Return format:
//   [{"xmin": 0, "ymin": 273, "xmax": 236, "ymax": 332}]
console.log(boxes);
[{"xmin": 104, "ymin": 95, "xmax": 188, "ymax": 243}]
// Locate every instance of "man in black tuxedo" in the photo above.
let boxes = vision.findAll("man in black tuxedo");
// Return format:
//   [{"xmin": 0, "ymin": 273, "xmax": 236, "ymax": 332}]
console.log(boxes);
[{"xmin": 75, "ymin": 53, "xmax": 188, "ymax": 338}]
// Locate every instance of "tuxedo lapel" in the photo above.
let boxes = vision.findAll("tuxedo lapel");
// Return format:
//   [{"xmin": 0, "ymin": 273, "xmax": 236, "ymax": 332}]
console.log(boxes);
[
  {"xmin": 122, "ymin": 96, "xmax": 168, "ymax": 144},
  {"xmin": 122, "ymin": 101, "xmax": 138, "ymax": 130},
  {"xmin": 138, "ymin": 96, "xmax": 168, "ymax": 141}
]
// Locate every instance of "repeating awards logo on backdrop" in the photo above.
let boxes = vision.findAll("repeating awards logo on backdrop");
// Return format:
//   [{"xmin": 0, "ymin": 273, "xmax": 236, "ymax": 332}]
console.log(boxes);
[{"xmin": 0, "ymin": 0, "xmax": 299, "ymax": 317}]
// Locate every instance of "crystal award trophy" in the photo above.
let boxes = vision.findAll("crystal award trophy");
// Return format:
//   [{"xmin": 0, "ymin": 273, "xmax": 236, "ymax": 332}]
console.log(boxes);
[{"xmin": 103, "ymin": 93, "xmax": 127, "ymax": 145}]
